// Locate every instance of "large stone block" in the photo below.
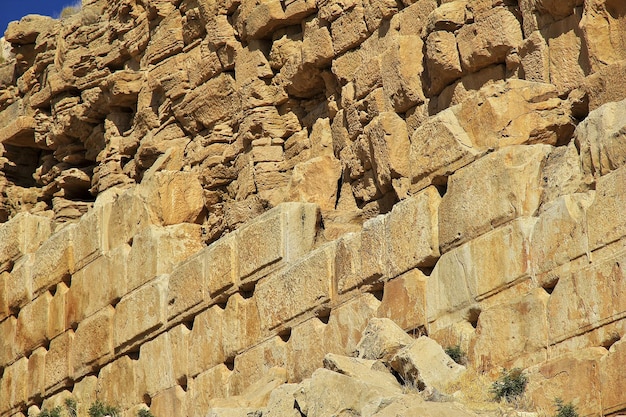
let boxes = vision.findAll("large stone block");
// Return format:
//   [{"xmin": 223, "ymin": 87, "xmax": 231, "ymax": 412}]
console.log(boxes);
[
  {"xmin": 113, "ymin": 275, "xmax": 168, "ymax": 348},
  {"xmin": 71, "ymin": 305, "xmax": 115, "ymax": 378},
  {"xmin": 66, "ymin": 245, "xmax": 130, "ymax": 327},
  {"xmin": 0, "ymin": 316, "xmax": 17, "ymax": 367},
  {"xmin": 600, "ymin": 338, "xmax": 626, "ymax": 415},
  {"xmin": 335, "ymin": 233, "xmax": 363, "ymax": 295},
  {"xmin": 140, "ymin": 324, "xmax": 190, "ymax": 396},
  {"xmin": 27, "ymin": 347, "xmax": 46, "ymax": 401},
  {"xmin": 580, "ymin": 0, "xmax": 626, "ymax": 72},
  {"xmin": 256, "ymin": 243, "xmax": 335, "ymax": 331},
  {"xmin": 107, "ymin": 188, "xmax": 156, "ymax": 251},
  {"xmin": 0, "ymin": 272, "xmax": 8, "ymax": 321},
  {"xmin": 7, "ymin": 254, "xmax": 33, "ymax": 312},
  {"xmin": 360, "ymin": 214, "xmax": 388, "ymax": 285},
  {"xmin": 457, "ymin": 7, "xmax": 523, "ymax": 72},
  {"xmin": 31, "ymin": 224, "xmax": 74, "ymax": 297},
  {"xmin": 526, "ymin": 348, "xmax": 605, "ymax": 417},
  {"xmin": 16, "ymin": 291, "xmax": 51, "ymax": 354},
  {"xmin": 151, "ymin": 385, "xmax": 187, "ymax": 417},
  {"xmin": 71, "ymin": 375, "xmax": 98, "ymax": 417},
  {"xmin": 469, "ymin": 288, "xmax": 549, "ymax": 370},
  {"xmin": 323, "ymin": 293, "xmax": 381, "ymax": 357},
  {"xmin": 286, "ymin": 318, "xmax": 328, "ymax": 382},
  {"xmin": 205, "ymin": 234, "xmax": 238, "ymax": 298},
  {"xmin": 47, "ymin": 282, "xmax": 69, "ymax": 340},
  {"xmin": 575, "ymin": 98, "xmax": 626, "ymax": 178},
  {"xmin": 438, "ymin": 145, "xmax": 551, "ymax": 252},
  {"xmin": 409, "ymin": 108, "xmax": 479, "ymax": 190},
  {"xmin": 587, "ymin": 165, "xmax": 626, "ymax": 251},
  {"xmin": 387, "ymin": 187, "xmax": 441, "ymax": 275},
  {"xmin": 167, "ymin": 251, "xmax": 206, "ymax": 320},
  {"xmin": 96, "ymin": 355, "xmax": 146, "ymax": 410},
  {"xmin": 381, "ymin": 34, "xmax": 426, "ymax": 112},
  {"xmin": 222, "ymin": 293, "xmax": 261, "ymax": 360},
  {"xmin": 0, "ymin": 356, "xmax": 28, "ymax": 409},
  {"xmin": 45, "ymin": 331, "xmax": 74, "ymax": 391},
  {"xmin": 188, "ymin": 305, "xmax": 225, "ymax": 377},
  {"xmin": 331, "ymin": 6, "xmax": 368, "ymax": 54},
  {"xmin": 229, "ymin": 336, "xmax": 287, "ymax": 396},
  {"xmin": 377, "ymin": 269, "xmax": 427, "ymax": 331},
  {"xmin": 427, "ymin": 218, "xmax": 536, "ymax": 323},
  {"xmin": 237, "ymin": 202, "xmax": 318, "ymax": 281},
  {"xmin": 127, "ymin": 224, "xmax": 204, "ymax": 292},
  {"xmin": 187, "ymin": 365, "xmax": 232, "ymax": 417},
  {"xmin": 0, "ymin": 213, "xmax": 51, "ymax": 273},
  {"xmin": 547, "ymin": 249, "xmax": 626, "ymax": 344},
  {"xmin": 531, "ymin": 194, "xmax": 593, "ymax": 275}
]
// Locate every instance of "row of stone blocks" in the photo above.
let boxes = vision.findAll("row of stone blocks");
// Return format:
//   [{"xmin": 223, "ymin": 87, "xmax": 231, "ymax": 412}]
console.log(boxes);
[{"xmin": 1, "ymin": 156, "xmax": 625, "ymax": 416}]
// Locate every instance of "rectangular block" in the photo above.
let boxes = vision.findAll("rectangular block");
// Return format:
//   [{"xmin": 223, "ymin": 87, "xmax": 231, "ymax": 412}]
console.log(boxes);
[
  {"xmin": 205, "ymin": 234, "xmax": 237, "ymax": 298},
  {"xmin": 168, "ymin": 251, "xmax": 206, "ymax": 320},
  {"xmin": 286, "ymin": 318, "xmax": 327, "ymax": 382},
  {"xmin": 531, "ymin": 193, "xmax": 593, "ymax": 275},
  {"xmin": 188, "ymin": 305, "xmax": 225, "ymax": 377},
  {"xmin": 222, "ymin": 293, "xmax": 261, "ymax": 359},
  {"xmin": 72, "ymin": 305, "xmax": 115, "ymax": 378},
  {"xmin": 0, "ymin": 271, "xmax": 8, "ymax": 320},
  {"xmin": 386, "ymin": 186, "xmax": 441, "ymax": 275},
  {"xmin": 0, "ymin": 212, "xmax": 51, "ymax": 273},
  {"xmin": 47, "ymin": 283, "xmax": 69, "ymax": 341},
  {"xmin": 66, "ymin": 245, "xmax": 130, "ymax": 327},
  {"xmin": 107, "ymin": 188, "xmax": 154, "ymax": 251},
  {"xmin": 237, "ymin": 203, "xmax": 318, "ymax": 280},
  {"xmin": 229, "ymin": 336, "xmax": 287, "ymax": 396},
  {"xmin": 335, "ymin": 233, "xmax": 363, "ymax": 294},
  {"xmin": 139, "ymin": 324, "xmax": 190, "ymax": 396},
  {"xmin": 45, "ymin": 331, "xmax": 74, "ymax": 391},
  {"xmin": 600, "ymin": 338, "xmax": 626, "ymax": 415},
  {"xmin": 127, "ymin": 224, "xmax": 204, "ymax": 292},
  {"xmin": 377, "ymin": 269, "xmax": 427, "ymax": 331},
  {"xmin": 547, "ymin": 249, "xmax": 626, "ymax": 344},
  {"xmin": 114, "ymin": 275, "xmax": 168, "ymax": 348},
  {"xmin": 0, "ymin": 316, "xmax": 17, "ymax": 367},
  {"xmin": 7, "ymin": 254, "xmax": 33, "ymax": 311},
  {"xmin": 27, "ymin": 346, "xmax": 46, "ymax": 401},
  {"xmin": 256, "ymin": 243, "xmax": 335, "ymax": 331},
  {"xmin": 587, "ymin": 165, "xmax": 626, "ymax": 251},
  {"xmin": 72, "ymin": 204, "xmax": 109, "ymax": 271},
  {"xmin": 31, "ymin": 224, "xmax": 75, "ymax": 297},
  {"xmin": 96, "ymin": 355, "xmax": 146, "ymax": 410},
  {"xmin": 470, "ymin": 288, "xmax": 549, "ymax": 370},
  {"xmin": 427, "ymin": 218, "xmax": 536, "ymax": 323},
  {"xmin": 438, "ymin": 145, "xmax": 551, "ymax": 252},
  {"xmin": 151, "ymin": 385, "xmax": 187, "ymax": 417},
  {"xmin": 360, "ymin": 215, "xmax": 389, "ymax": 283},
  {"xmin": 0, "ymin": 356, "xmax": 28, "ymax": 409},
  {"xmin": 188, "ymin": 365, "xmax": 232, "ymax": 417},
  {"xmin": 16, "ymin": 291, "xmax": 52, "ymax": 354}
]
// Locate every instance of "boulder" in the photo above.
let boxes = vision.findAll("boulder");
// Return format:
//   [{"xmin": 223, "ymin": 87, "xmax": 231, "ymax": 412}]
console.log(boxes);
[{"xmin": 355, "ymin": 318, "xmax": 414, "ymax": 362}]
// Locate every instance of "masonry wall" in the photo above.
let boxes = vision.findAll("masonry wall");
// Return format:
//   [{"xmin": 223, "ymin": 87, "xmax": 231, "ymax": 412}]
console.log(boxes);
[{"xmin": 1, "ymin": 0, "xmax": 626, "ymax": 416}]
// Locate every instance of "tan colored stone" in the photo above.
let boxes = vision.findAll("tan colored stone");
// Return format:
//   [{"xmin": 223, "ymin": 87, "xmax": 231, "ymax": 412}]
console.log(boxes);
[
  {"xmin": 324, "ymin": 293, "xmax": 381, "ymax": 356},
  {"xmin": 584, "ymin": 60, "xmax": 626, "ymax": 110},
  {"xmin": 377, "ymin": 269, "xmax": 427, "ymax": 332},
  {"xmin": 113, "ymin": 275, "xmax": 168, "ymax": 348},
  {"xmin": 229, "ymin": 337, "xmax": 287, "ymax": 395},
  {"xmin": 45, "ymin": 331, "xmax": 74, "ymax": 391},
  {"xmin": 0, "ymin": 212, "xmax": 51, "ymax": 273},
  {"xmin": 107, "ymin": 189, "xmax": 156, "ymax": 251},
  {"xmin": 381, "ymin": 34, "xmax": 425, "ymax": 112},
  {"xmin": 96, "ymin": 355, "xmax": 146, "ymax": 410},
  {"xmin": 580, "ymin": 0, "xmax": 626, "ymax": 71},
  {"xmin": 264, "ymin": 384, "xmax": 301, "ymax": 417},
  {"xmin": 31, "ymin": 224, "xmax": 74, "ymax": 297},
  {"xmin": 427, "ymin": 218, "xmax": 536, "ymax": 323},
  {"xmin": 425, "ymin": 31, "xmax": 463, "ymax": 96},
  {"xmin": 587, "ymin": 166, "xmax": 626, "ymax": 250},
  {"xmin": 188, "ymin": 365, "xmax": 232, "ymax": 417},
  {"xmin": 27, "ymin": 347, "xmax": 46, "ymax": 401},
  {"xmin": 526, "ymin": 348, "xmax": 605, "ymax": 417},
  {"xmin": 16, "ymin": 291, "xmax": 51, "ymax": 354},
  {"xmin": 206, "ymin": 234, "xmax": 238, "ymax": 298},
  {"xmin": 0, "ymin": 356, "xmax": 28, "ymax": 409},
  {"xmin": 547, "ymin": 249, "xmax": 626, "ymax": 344},
  {"xmin": 0, "ymin": 316, "xmax": 18, "ymax": 367},
  {"xmin": 436, "ymin": 64, "xmax": 506, "ymax": 111},
  {"xmin": 331, "ymin": 6, "xmax": 369, "ymax": 54},
  {"xmin": 457, "ymin": 8, "xmax": 523, "ymax": 72},
  {"xmin": 47, "ymin": 283, "xmax": 68, "ymax": 341},
  {"xmin": 0, "ymin": 272, "xmax": 8, "ymax": 321},
  {"xmin": 323, "ymin": 353, "xmax": 401, "ymax": 390},
  {"xmin": 140, "ymin": 325, "xmax": 189, "ymax": 396},
  {"xmin": 256, "ymin": 242, "xmax": 335, "ymax": 331},
  {"xmin": 286, "ymin": 318, "xmax": 328, "ymax": 382},
  {"xmin": 7, "ymin": 254, "xmax": 33, "ymax": 311},
  {"xmin": 71, "ymin": 375, "xmax": 98, "ymax": 417},
  {"xmin": 531, "ymin": 193, "xmax": 593, "ymax": 275},
  {"xmin": 4, "ymin": 14, "xmax": 57, "ymax": 45},
  {"xmin": 438, "ymin": 145, "xmax": 551, "ymax": 252},
  {"xmin": 188, "ymin": 305, "xmax": 225, "ymax": 377},
  {"xmin": 355, "ymin": 318, "xmax": 414, "ymax": 362},
  {"xmin": 575, "ymin": 98, "xmax": 626, "ymax": 178},
  {"xmin": 600, "ymin": 338, "xmax": 626, "ymax": 415},
  {"xmin": 167, "ymin": 250, "xmax": 206, "ymax": 320},
  {"xmin": 127, "ymin": 223, "xmax": 203, "ymax": 292},
  {"xmin": 222, "ymin": 293, "xmax": 261, "ymax": 360},
  {"xmin": 71, "ymin": 305, "xmax": 114, "ymax": 378},
  {"xmin": 151, "ymin": 385, "xmax": 187, "ymax": 417},
  {"xmin": 302, "ymin": 22, "xmax": 334, "ymax": 68},
  {"xmin": 286, "ymin": 155, "xmax": 342, "ymax": 211}
]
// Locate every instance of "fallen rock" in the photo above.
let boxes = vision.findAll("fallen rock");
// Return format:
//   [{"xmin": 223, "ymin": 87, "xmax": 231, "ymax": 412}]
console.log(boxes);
[{"xmin": 355, "ymin": 318, "xmax": 414, "ymax": 362}]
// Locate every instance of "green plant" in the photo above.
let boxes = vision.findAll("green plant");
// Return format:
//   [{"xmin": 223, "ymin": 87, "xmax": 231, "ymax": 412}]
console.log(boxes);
[
  {"xmin": 38, "ymin": 407, "xmax": 63, "ymax": 417},
  {"xmin": 65, "ymin": 398, "xmax": 78, "ymax": 417},
  {"xmin": 554, "ymin": 398, "xmax": 578, "ymax": 417},
  {"xmin": 444, "ymin": 345, "xmax": 466, "ymax": 365},
  {"xmin": 137, "ymin": 409, "xmax": 155, "ymax": 417},
  {"xmin": 88, "ymin": 401, "xmax": 120, "ymax": 417},
  {"xmin": 490, "ymin": 368, "xmax": 528, "ymax": 402}
]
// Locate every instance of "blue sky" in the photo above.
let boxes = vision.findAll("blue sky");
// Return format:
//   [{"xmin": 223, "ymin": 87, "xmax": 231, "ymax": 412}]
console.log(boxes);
[{"xmin": 1, "ymin": 0, "xmax": 78, "ymax": 36}]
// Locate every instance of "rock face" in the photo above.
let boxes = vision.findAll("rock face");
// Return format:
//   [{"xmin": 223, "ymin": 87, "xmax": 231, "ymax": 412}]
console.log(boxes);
[{"xmin": 1, "ymin": 1, "xmax": 626, "ymax": 417}]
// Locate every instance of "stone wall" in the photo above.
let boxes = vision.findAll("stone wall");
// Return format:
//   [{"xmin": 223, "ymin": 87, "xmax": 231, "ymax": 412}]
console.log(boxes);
[{"xmin": 1, "ymin": 0, "xmax": 626, "ymax": 416}]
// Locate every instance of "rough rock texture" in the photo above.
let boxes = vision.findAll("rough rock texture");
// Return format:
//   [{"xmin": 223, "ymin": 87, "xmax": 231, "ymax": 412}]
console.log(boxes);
[{"xmin": 1, "ymin": 0, "xmax": 626, "ymax": 417}]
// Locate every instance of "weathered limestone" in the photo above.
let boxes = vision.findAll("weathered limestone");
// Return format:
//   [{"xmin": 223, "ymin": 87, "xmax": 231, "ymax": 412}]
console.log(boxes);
[
  {"xmin": 355, "ymin": 318, "xmax": 414, "ymax": 362},
  {"xmin": 377, "ymin": 269, "xmax": 427, "ymax": 332},
  {"xmin": 0, "ymin": 213, "xmax": 51, "ymax": 273},
  {"xmin": 71, "ymin": 305, "xmax": 115, "ymax": 378},
  {"xmin": 586, "ymin": 165, "xmax": 626, "ymax": 250}
]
